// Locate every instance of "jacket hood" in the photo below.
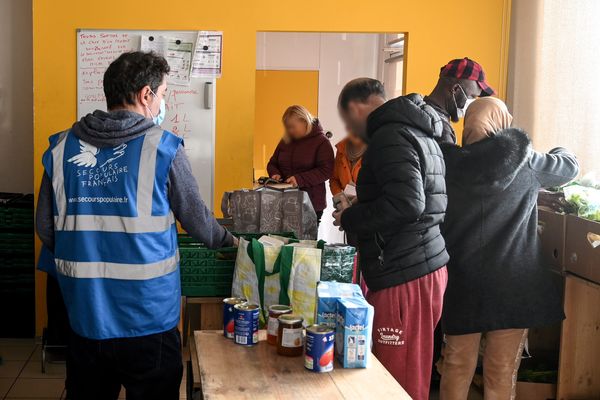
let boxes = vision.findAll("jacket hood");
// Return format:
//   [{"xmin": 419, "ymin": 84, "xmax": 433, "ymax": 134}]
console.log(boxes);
[
  {"xmin": 366, "ymin": 93, "xmax": 443, "ymax": 140},
  {"xmin": 71, "ymin": 110, "xmax": 156, "ymax": 148},
  {"xmin": 441, "ymin": 127, "xmax": 532, "ymax": 194},
  {"xmin": 307, "ymin": 118, "xmax": 325, "ymax": 138}
]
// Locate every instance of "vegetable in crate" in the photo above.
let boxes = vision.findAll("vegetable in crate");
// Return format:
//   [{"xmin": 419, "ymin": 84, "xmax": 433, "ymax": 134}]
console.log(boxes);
[{"xmin": 563, "ymin": 173, "xmax": 600, "ymax": 222}]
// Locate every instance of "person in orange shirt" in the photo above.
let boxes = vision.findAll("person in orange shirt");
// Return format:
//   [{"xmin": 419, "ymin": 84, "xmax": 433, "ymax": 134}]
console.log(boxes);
[{"xmin": 330, "ymin": 130, "xmax": 366, "ymax": 196}]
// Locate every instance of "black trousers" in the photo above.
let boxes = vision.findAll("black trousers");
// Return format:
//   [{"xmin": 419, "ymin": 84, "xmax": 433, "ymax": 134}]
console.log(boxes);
[{"xmin": 67, "ymin": 327, "xmax": 183, "ymax": 400}]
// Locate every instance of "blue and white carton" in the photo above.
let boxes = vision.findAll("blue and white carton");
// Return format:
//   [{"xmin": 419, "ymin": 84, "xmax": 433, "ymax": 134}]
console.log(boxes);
[
  {"xmin": 335, "ymin": 296, "xmax": 374, "ymax": 368},
  {"xmin": 315, "ymin": 281, "xmax": 363, "ymax": 328}
]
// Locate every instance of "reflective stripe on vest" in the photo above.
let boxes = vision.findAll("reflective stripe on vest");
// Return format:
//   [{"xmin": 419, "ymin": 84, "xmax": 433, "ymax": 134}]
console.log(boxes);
[{"xmin": 55, "ymin": 252, "xmax": 179, "ymax": 280}]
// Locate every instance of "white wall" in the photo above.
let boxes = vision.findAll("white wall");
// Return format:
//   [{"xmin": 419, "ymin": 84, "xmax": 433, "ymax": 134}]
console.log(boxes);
[
  {"xmin": 256, "ymin": 32, "xmax": 320, "ymax": 71},
  {"xmin": 0, "ymin": 0, "xmax": 33, "ymax": 193},
  {"xmin": 256, "ymin": 32, "xmax": 380, "ymax": 144},
  {"xmin": 256, "ymin": 32, "xmax": 380, "ymax": 242}
]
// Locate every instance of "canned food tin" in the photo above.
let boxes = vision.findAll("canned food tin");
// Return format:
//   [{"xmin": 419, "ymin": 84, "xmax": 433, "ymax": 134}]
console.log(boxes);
[
  {"xmin": 223, "ymin": 297, "xmax": 246, "ymax": 339},
  {"xmin": 305, "ymin": 324, "xmax": 335, "ymax": 372},
  {"xmin": 267, "ymin": 305, "xmax": 293, "ymax": 345},
  {"xmin": 234, "ymin": 303, "xmax": 260, "ymax": 346}
]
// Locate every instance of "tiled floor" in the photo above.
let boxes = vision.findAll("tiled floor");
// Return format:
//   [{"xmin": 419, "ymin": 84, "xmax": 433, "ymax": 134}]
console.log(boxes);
[{"xmin": 0, "ymin": 338, "xmax": 188, "ymax": 400}]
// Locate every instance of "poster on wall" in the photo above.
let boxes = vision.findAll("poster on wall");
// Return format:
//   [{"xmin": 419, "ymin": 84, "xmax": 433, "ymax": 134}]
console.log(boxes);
[
  {"xmin": 191, "ymin": 31, "xmax": 223, "ymax": 78},
  {"xmin": 140, "ymin": 35, "xmax": 194, "ymax": 86}
]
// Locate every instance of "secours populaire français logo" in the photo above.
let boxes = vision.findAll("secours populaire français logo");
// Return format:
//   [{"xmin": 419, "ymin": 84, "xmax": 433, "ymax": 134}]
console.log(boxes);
[{"xmin": 68, "ymin": 139, "xmax": 128, "ymax": 187}]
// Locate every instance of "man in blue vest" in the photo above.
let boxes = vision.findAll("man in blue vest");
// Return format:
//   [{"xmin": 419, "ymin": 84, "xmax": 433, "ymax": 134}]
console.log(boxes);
[{"xmin": 36, "ymin": 51, "xmax": 236, "ymax": 400}]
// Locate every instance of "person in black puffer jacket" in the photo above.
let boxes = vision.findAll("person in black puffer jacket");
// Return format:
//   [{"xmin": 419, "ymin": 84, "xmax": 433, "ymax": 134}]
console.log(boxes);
[{"xmin": 333, "ymin": 78, "xmax": 449, "ymax": 400}]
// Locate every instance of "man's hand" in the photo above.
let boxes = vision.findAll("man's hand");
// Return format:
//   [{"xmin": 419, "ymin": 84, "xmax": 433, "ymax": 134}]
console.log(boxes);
[
  {"xmin": 285, "ymin": 176, "xmax": 298, "ymax": 187},
  {"xmin": 333, "ymin": 209, "xmax": 345, "ymax": 231},
  {"xmin": 232, "ymin": 236, "xmax": 239, "ymax": 248},
  {"xmin": 271, "ymin": 174, "xmax": 281, "ymax": 181}
]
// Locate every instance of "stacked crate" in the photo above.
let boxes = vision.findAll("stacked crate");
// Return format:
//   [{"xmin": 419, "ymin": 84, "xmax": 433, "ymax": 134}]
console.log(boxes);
[
  {"xmin": 0, "ymin": 193, "xmax": 35, "ymax": 337},
  {"xmin": 178, "ymin": 235, "xmax": 238, "ymax": 297}
]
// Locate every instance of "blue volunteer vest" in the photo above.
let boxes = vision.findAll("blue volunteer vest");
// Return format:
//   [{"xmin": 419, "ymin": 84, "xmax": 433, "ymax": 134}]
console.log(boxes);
[{"xmin": 42, "ymin": 126, "xmax": 183, "ymax": 339}]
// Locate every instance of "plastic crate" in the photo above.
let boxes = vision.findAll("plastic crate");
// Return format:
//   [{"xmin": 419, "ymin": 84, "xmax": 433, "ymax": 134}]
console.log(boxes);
[
  {"xmin": 0, "ymin": 233, "xmax": 34, "ymax": 255},
  {"xmin": 0, "ymin": 193, "xmax": 34, "ymax": 230},
  {"xmin": 178, "ymin": 235, "xmax": 237, "ymax": 297},
  {"xmin": 232, "ymin": 232, "xmax": 296, "ymax": 241}
]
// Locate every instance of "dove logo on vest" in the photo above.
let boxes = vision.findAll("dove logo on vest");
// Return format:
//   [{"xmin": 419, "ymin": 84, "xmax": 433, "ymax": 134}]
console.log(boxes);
[{"xmin": 68, "ymin": 139, "xmax": 129, "ymax": 187}]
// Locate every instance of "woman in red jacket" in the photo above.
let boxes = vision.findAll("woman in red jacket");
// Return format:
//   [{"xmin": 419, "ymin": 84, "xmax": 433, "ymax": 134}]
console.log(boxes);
[{"xmin": 267, "ymin": 105, "xmax": 334, "ymax": 223}]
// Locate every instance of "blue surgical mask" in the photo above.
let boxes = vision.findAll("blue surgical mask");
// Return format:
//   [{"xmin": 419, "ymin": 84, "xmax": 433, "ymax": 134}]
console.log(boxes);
[{"xmin": 146, "ymin": 89, "xmax": 166, "ymax": 126}]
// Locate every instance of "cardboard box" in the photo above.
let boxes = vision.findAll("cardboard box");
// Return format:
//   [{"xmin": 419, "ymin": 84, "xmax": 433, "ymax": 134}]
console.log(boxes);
[
  {"xmin": 315, "ymin": 281, "xmax": 363, "ymax": 327},
  {"xmin": 565, "ymin": 215, "xmax": 600, "ymax": 284},
  {"xmin": 538, "ymin": 209, "xmax": 567, "ymax": 272},
  {"xmin": 516, "ymin": 381, "xmax": 556, "ymax": 400},
  {"xmin": 335, "ymin": 296, "xmax": 374, "ymax": 368}
]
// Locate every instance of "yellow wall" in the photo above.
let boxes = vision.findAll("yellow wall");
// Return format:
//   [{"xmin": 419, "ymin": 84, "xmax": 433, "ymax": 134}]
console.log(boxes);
[
  {"xmin": 32, "ymin": 0, "xmax": 511, "ymax": 334},
  {"xmin": 254, "ymin": 70, "xmax": 319, "ymax": 178}
]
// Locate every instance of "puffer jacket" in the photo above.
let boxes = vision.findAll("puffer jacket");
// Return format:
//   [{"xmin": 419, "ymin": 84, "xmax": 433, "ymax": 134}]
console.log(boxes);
[
  {"xmin": 441, "ymin": 128, "xmax": 579, "ymax": 334},
  {"xmin": 267, "ymin": 120, "xmax": 334, "ymax": 212},
  {"xmin": 341, "ymin": 94, "xmax": 449, "ymax": 291}
]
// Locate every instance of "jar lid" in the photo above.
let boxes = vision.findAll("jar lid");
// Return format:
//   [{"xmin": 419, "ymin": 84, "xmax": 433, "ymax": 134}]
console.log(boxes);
[
  {"xmin": 269, "ymin": 304, "xmax": 292, "ymax": 314},
  {"xmin": 278, "ymin": 314, "xmax": 304, "ymax": 325}
]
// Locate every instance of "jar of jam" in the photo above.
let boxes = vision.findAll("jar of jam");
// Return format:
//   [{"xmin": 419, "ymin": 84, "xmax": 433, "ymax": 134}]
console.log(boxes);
[
  {"xmin": 267, "ymin": 305, "xmax": 292, "ymax": 345},
  {"xmin": 277, "ymin": 314, "xmax": 304, "ymax": 357}
]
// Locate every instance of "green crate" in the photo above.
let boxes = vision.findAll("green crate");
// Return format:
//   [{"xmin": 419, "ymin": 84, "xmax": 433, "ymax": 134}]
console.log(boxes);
[
  {"xmin": 178, "ymin": 234, "xmax": 238, "ymax": 297},
  {"xmin": 0, "ymin": 208, "xmax": 34, "ymax": 230},
  {"xmin": 232, "ymin": 232, "xmax": 296, "ymax": 241},
  {"xmin": 0, "ymin": 233, "xmax": 34, "ymax": 255}
]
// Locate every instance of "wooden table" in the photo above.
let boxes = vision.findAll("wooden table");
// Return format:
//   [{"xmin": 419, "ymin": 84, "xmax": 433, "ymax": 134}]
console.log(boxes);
[{"xmin": 192, "ymin": 330, "xmax": 411, "ymax": 399}]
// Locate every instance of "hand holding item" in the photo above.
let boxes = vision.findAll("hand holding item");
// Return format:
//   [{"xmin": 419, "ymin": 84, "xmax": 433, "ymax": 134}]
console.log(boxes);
[
  {"xmin": 232, "ymin": 236, "xmax": 239, "ymax": 248},
  {"xmin": 285, "ymin": 176, "xmax": 298, "ymax": 187},
  {"xmin": 271, "ymin": 174, "xmax": 282, "ymax": 181},
  {"xmin": 332, "ymin": 209, "xmax": 344, "ymax": 231},
  {"xmin": 333, "ymin": 192, "xmax": 352, "ymax": 212}
]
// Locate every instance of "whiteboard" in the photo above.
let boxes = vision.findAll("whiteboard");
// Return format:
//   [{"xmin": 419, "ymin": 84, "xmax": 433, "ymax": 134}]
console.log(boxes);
[{"xmin": 77, "ymin": 29, "xmax": 216, "ymax": 209}]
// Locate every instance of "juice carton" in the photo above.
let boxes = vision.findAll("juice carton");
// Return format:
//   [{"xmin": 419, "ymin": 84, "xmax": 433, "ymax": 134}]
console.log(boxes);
[
  {"xmin": 335, "ymin": 296, "xmax": 374, "ymax": 368},
  {"xmin": 315, "ymin": 281, "xmax": 363, "ymax": 328}
]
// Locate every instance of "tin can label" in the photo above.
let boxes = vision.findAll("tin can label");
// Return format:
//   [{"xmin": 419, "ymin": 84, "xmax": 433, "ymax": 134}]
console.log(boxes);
[
  {"xmin": 305, "ymin": 328, "xmax": 335, "ymax": 372},
  {"xmin": 223, "ymin": 298, "xmax": 245, "ymax": 339},
  {"xmin": 223, "ymin": 304, "xmax": 236, "ymax": 339},
  {"xmin": 234, "ymin": 305, "xmax": 259, "ymax": 346}
]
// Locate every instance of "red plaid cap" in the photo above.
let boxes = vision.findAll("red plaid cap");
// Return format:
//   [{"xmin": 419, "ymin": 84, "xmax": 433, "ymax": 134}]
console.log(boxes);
[{"xmin": 440, "ymin": 57, "xmax": 495, "ymax": 97}]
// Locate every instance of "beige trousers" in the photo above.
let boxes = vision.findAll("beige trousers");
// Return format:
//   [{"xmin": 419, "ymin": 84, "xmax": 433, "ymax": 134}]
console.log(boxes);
[{"xmin": 440, "ymin": 329, "xmax": 528, "ymax": 400}]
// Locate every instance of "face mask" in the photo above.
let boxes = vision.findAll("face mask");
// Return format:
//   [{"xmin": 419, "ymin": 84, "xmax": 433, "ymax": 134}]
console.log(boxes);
[
  {"xmin": 146, "ymin": 89, "xmax": 166, "ymax": 126},
  {"xmin": 453, "ymin": 85, "xmax": 472, "ymax": 119}
]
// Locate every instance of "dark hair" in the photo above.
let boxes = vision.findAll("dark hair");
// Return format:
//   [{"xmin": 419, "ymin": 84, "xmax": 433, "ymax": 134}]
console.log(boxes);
[
  {"xmin": 338, "ymin": 78, "xmax": 386, "ymax": 110},
  {"xmin": 103, "ymin": 51, "xmax": 170, "ymax": 109}
]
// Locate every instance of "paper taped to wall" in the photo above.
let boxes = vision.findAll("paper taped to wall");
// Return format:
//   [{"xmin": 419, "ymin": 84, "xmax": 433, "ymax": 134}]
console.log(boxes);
[
  {"xmin": 141, "ymin": 35, "xmax": 193, "ymax": 86},
  {"xmin": 192, "ymin": 31, "xmax": 223, "ymax": 78}
]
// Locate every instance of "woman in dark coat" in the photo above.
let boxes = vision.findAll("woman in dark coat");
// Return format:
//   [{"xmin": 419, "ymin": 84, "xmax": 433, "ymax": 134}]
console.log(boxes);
[
  {"xmin": 438, "ymin": 97, "xmax": 579, "ymax": 400},
  {"xmin": 267, "ymin": 105, "xmax": 334, "ymax": 222}
]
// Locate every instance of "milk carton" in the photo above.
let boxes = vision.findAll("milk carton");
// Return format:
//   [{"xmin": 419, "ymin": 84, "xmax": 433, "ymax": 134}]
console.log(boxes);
[
  {"xmin": 315, "ymin": 281, "xmax": 363, "ymax": 328},
  {"xmin": 335, "ymin": 296, "xmax": 374, "ymax": 368}
]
